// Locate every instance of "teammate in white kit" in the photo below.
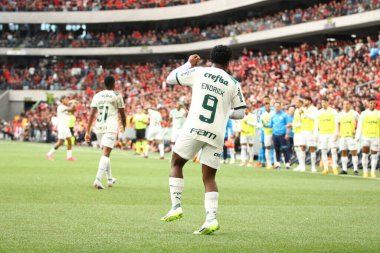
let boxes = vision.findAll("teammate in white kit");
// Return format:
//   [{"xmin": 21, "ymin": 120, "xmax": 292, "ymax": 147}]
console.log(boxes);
[
  {"xmin": 161, "ymin": 45, "xmax": 246, "ymax": 235},
  {"xmin": 145, "ymin": 107, "xmax": 165, "ymax": 159},
  {"xmin": 169, "ymin": 103, "xmax": 187, "ymax": 149},
  {"xmin": 85, "ymin": 76, "xmax": 126, "ymax": 189},
  {"xmin": 46, "ymin": 96, "xmax": 76, "ymax": 161}
]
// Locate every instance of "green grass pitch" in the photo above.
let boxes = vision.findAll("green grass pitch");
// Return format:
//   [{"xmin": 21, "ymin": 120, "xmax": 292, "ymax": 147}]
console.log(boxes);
[{"xmin": 0, "ymin": 141, "xmax": 379, "ymax": 253}]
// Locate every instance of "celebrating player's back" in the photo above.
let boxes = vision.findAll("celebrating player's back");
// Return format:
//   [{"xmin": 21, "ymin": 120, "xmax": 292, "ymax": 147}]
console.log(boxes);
[
  {"xmin": 85, "ymin": 76, "xmax": 126, "ymax": 189},
  {"xmin": 161, "ymin": 45, "xmax": 246, "ymax": 235}
]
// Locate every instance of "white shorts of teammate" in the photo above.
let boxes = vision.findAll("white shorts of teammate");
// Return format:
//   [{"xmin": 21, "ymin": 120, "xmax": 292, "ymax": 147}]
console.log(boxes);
[
  {"xmin": 361, "ymin": 137, "xmax": 379, "ymax": 152},
  {"xmin": 171, "ymin": 128, "xmax": 182, "ymax": 143},
  {"xmin": 96, "ymin": 132, "xmax": 116, "ymax": 149},
  {"xmin": 318, "ymin": 134, "xmax": 337, "ymax": 150},
  {"xmin": 339, "ymin": 137, "xmax": 358, "ymax": 151},
  {"xmin": 293, "ymin": 133, "xmax": 303, "ymax": 146},
  {"xmin": 300, "ymin": 131, "xmax": 317, "ymax": 147},
  {"xmin": 147, "ymin": 127, "xmax": 163, "ymax": 141},
  {"xmin": 173, "ymin": 133, "xmax": 222, "ymax": 170},
  {"xmin": 58, "ymin": 126, "xmax": 72, "ymax": 140},
  {"xmin": 264, "ymin": 134, "xmax": 272, "ymax": 147},
  {"xmin": 240, "ymin": 135, "xmax": 254, "ymax": 145}
]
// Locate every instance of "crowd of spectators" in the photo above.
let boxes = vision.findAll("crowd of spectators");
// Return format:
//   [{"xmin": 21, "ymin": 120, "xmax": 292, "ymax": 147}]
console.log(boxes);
[
  {"xmin": 0, "ymin": 0, "xmax": 208, "ymax": 11},
  {"xmin": 1, "ymin": 0, "xmax": 379, "ymax": 48},
  {"xmin": 1, "ymin": 35, "xmax": 380, "ymax": 144}
]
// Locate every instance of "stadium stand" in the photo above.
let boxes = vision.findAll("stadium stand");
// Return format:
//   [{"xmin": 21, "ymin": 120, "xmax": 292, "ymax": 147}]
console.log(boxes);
[
  {"xmin": 0, "ymin": 0, "xmax": 378, "ymax": 48},
  {"xmin": 0, "ymin": 0, "xmax": 209, "ymax": 11}
]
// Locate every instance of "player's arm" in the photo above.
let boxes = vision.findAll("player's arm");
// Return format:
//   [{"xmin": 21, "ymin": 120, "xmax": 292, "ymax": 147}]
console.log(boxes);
[
  {"xmin": 230, "ymin": 109, "xmax": 245, "ymax": 120},
  {"xmin": 85, "ymin": 108, "xmax": 97, "ymax": 143},
  {"xmin": 355, "ymin": 113, "xmax": 363, "ymax": 141},
  {"xmin": 118, "ymin": 108, "xmax": 126, "ymax": 131},
  {"xmin": 334, "ymin": 110, "xmax": 339, "ymax": 138},
  {"xmin": 230, "ymin": 83, "xmax": 246, "ymax": 120},
  {"xmin": 166, "ymin": 55, "xmax": 200, "ymax": 86}
]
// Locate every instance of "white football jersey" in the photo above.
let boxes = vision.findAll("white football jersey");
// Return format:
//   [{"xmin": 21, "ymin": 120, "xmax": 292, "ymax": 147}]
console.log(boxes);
[
  {"xmin": 90, "ymin": 90, "xmax": 125, "ymax": 134},
  {"xmin": 148, "ymin": 109, "xmax": 162, "ymax": 129},
  {"xmin": 175, "ymin": 66, "xmax": 246, "ymax": 147},
  {"xmin": 57, "ymin": 104, "xmax": 69, "ymax": 128},
  {"xmin": 169, "ymin": 108, "xmax": 186, "ymax": 129}
]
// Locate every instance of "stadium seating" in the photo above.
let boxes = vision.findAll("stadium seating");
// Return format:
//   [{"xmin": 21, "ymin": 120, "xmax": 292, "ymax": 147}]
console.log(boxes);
[
  {"xmin": 1, "ymin": 37, "xmax": 379, "ymax": 143},
  {"xmin": 0, "ymin": 0, "xmax": 378, "ymax": 48},
  {"xmin": 0, "ymin": 0, "xmax": 208, "ymax": 11}
]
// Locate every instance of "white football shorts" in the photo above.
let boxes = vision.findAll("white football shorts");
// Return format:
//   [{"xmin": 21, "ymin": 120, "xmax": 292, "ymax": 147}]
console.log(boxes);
[
  {"xmin": 264, "ymin": 134, "xmax": 272, "ymax": 147},
  {"xmin": 173, "ymin": 133, "xmax": 222, "ymax": 170},
  {"xmin": 339, "ymin": 137, "xmax": 358, "ymax": 151},
  {"xmin": 57, "ymin": 126, "xmax": 72, "ymax": 140},
  {"xmin": 147, "ymin": 127, "xmax": 163, "ymax": 141},
  {"xmin": 96, "ymin": 132, "xmax": 117, "ymax": 149},
  {"xmin": 318, "ymin": 134, "xmax": 337, "ymax": 150},
  {"xmin": 240, "ymin": 135, "xmax": 254, "ymax": 145},
  {"xmin": 299, "ymin": 131, "xmax": 317, "ymax": 147},
  {"xmin": 361, "ymin": 137, "xmax": 379, "ymax": 152}
]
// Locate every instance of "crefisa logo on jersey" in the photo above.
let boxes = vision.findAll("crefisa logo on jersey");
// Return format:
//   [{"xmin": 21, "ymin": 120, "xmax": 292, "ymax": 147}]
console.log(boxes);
[
  {"xmin": 190, "ymin": 128, "xmax": 217, "ymax": 140},
  {"xmin": 204, "ymin": 73, "xmax": 228, "ymax": 86}
]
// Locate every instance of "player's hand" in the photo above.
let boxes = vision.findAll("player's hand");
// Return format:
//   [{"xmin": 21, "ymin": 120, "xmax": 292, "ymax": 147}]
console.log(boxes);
[
  {"xmin": 285, "ymin": 134, "xmax": 289, "ymax": 140},
  {"xmin": 119, "ymin": 126, "xmax": 125, "ymax": 133},
  {"xmin": 188, "ymin": 54, "xmax": 201, "ymax": 67},
  {"xmin": 333, "ymin": 135, "xmax": 338, "ymax": 141},
  {"xmin": 85, "ymin": 132, "xmax": 91, "ymax": 143}
]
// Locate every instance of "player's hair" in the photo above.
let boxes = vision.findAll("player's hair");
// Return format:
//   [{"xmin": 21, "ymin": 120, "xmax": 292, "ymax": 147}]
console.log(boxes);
[
  {"xmin": 210, "ymin": 45, "xmax": 232, "ymax": 67},
  {"xmin": 297, "ymin": 99, "xmax": 304, "ymax": 104},
  {"xmin": 263, "ymin": 95, "xmax": 269, "ymax": 99},
  {"xmin": 60, "ymin": 96, "xmax": 66, "ymax": 102},
  {"xmin": 104, "ymin": 76, "xmax": 115, "ymax": 89},
  {"xmin": 321, "ymin": 97, "xmax": 328, "ymax": 102},
  {"xmin": 369, "ymin": 97, "xmax": 377, "ymax": 101},
  {"xmin": 303, "ymin": 96, "xmax": 312, "ymax": 102}
]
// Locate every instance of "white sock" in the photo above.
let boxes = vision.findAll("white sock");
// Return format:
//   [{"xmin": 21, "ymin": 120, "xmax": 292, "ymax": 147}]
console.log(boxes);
[
  {"xmin": 96, "ymin": 155, "xmax": 109, "ymax": 182},
  {"xmin": 241, "ymin": 145, "xmax": 247, "ymax": 163},
  {"xmin": 106, "ymin": 159, "xmax": 112, "ymax": 180},
  {"xmin": 159, "ymin": 143, "xmax": 164, "ymax": 157},
  {"xmin": 248, "ymin": 145, "xmax": 254, "ymax": 161},
  {"xmin": 299, "ymin": 150, "xmax": 306, "ymax": 169},
  {"xmin": 67, "ymin": 150, "xmax": 72, "ymax": 159},
  {"xmin": 294, "ymin": 146, "xmax": 300, "ymax": 166},
  {"xmin": 205, "ymin": 191, "xmax": 219, "ymax": 222},
  {"xmin": 371, "ymin": 154, "xmax": 378, "ymax": 174},
  {"xmin": 352, "ymin": 156, "xmax": 358, "ymax": 172},
  {"xmin": 47, "ymin": 147, "xmax": 56, "ymax": 156},
  {"xmin": 145, "ymin": 144, "xmax": 150, "ymax": 157},
  {"xmin": 229, "ymin": 148, "xmax": 235, "ymax": 160},
  {"xmin": 331, "ymin": 148, "xmax": 338, "ymax": 170},
  {"xmin": 265, "ymin": 149, "xmax": 271, "ymax": 165},
  {"xmin": 341, "ymin": 156, "xmax": 348, "ymax": 172},
  {"xmin": 321, "ymin": 150, "xmax": 328, "ymax": 171},
  {"xmin": 311, "ymin": 152, "xmax": 316, "ymax": 171},
  {"xmin": 250, "ymin": 146, "xmax": 255, "ymax": 161},
  {"xmin": 362, "ymin": 153, "xmax": 369, "ymax": 174},
  {"xmin": 169, "ymin": 177, "xmax": 184, "ymax": 210}
]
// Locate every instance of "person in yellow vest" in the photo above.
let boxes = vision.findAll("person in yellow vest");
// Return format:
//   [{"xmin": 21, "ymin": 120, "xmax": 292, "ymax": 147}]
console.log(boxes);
[
  {"xmin": 260, "ymin": 102, "xmax": 275, "ymax": 169},
  {"xmin": 316, "ymin": 98, "xmax": 339, "ymax": 175},
  {"xmin": 338, "ymin": 100, "xmax": 360, "ymax": 175},
  {"xmin": 240, "ymin": 106, "xmax": 259, "ymax": 167},
  {"xmin": 290, "ymin": 99, "xmax": 303, "ymax": 171},
  {"xmin": 131, "ymin": 105, "xmax": 149, "ymax": 156},
  {"xmin": 355, "ymin": 97, "xmax": 380, "ymax": 178},
  {"xmin": 298, "ymin": 96, "xmax": 318, "ymax": 172}
]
